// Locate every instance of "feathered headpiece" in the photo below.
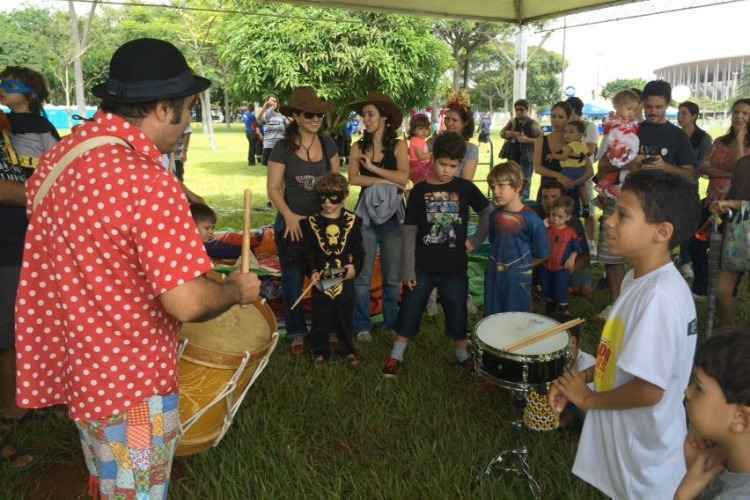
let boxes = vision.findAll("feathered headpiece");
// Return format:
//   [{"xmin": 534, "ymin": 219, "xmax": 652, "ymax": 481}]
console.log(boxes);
[{"xmin": 446, "ymin": 89, "xmax": 471, "ymax": 113}]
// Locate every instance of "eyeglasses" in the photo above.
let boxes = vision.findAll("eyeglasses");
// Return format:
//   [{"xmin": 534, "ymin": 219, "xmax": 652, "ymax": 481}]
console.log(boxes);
[
  {"xmin": 303, "ymin": 112, "xmax": 326, "ymax": 120},
  {"xmin": 318, "ymin": 191, "xmax": 345, "ymax": 204}
]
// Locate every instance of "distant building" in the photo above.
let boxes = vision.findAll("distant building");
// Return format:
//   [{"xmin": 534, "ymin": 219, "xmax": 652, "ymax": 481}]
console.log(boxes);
[{"xmin": 655, "ymin": 54, "xmax": 748, "ymax": 102}]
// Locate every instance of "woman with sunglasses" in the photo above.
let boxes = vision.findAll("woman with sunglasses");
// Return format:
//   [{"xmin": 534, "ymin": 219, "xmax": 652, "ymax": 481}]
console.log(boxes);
[
  {"xmin": 267, "ymin": 87, "xmax": 339, "ymax": 354},
  {"xmin": 348, "ymin": 91, "xmax": 409, "ymax": 342}
]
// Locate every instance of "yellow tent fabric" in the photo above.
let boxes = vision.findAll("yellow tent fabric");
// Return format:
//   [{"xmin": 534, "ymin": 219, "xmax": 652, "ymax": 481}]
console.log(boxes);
[{"xmin": 287, "ymin": 0, "xmax": 643, "ymax": 23}]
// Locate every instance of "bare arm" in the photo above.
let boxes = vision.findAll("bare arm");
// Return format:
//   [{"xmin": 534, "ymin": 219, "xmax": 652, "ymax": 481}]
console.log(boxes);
[
  {"xmin": 461, "ymin": 159, "xmax": 477, "ymax": 181},
  {"xmin": 573, "ymin": 158, "xmax": 595, "ymax": 186},
  {"xmin": 266, "ymin": 161, "xmax": 295, "ymax": 219},
  {"xmin": 0, "ymin": 181, "xmax": 25, "ymax": 206},
  {"xmin": 160, "ymin": 271, "xmax": 261, "ymax": 323},
  {"xmin": 533, "ymin": 136, "xmax": 568, "ymax": 183},
  {"xmin": 348, "ymin": 143, "xmax": 391, "ymax": 188},
  {"xmin": 348, "ymin": 142, "xmax": 408, "ymax": 188}
]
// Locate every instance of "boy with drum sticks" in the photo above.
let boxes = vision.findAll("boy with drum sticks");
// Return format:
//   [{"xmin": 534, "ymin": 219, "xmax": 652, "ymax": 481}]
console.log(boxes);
[
  {"xmin": 549, "ymin": 170, "xmax": 702, "ymax": 499},
  {"xmin": 382, "ymin": 132, "xmax": 492, "ymax": 378}
]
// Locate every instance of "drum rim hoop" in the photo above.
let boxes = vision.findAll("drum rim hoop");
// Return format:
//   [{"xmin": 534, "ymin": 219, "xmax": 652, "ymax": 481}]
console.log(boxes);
[{"xmin": 473, "ymin": 312, "xmax": 569, "ymax": 356}]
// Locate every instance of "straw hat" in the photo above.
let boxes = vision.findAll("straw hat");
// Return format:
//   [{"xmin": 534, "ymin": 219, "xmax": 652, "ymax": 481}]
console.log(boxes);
[
  {"xmin": 278, "ymin": 87, "xmax": 333, "ymax": 116},
  {"xmin": 350, "ymin": 91, "xmax": 403, "ymax": 127}
]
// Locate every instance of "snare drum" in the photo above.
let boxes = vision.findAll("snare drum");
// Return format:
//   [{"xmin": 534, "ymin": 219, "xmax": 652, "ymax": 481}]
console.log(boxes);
[{"xmin": 473, "ymin": 312, "xmax": 571, "ymax": 392}]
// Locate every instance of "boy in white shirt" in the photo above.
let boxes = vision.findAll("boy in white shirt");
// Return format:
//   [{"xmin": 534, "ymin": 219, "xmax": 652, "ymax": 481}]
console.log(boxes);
[{"xmin": 549, "ymin": 169, "xmax": 702, "ymax": 499}]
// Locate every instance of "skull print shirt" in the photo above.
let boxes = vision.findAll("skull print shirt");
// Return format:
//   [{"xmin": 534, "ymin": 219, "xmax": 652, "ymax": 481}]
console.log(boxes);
[{"xmin": 299, "ymin": 209, "xmax": 364, "ymax": 299}]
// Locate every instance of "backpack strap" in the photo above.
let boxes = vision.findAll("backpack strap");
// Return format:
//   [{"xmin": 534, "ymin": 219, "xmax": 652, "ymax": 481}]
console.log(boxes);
[{"xmin": 32, "ymin": 136, "xmax": 131, "ymax": 212}]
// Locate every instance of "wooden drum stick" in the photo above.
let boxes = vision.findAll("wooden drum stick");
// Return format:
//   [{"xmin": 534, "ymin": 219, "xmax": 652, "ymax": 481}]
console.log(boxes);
[
  {"xmin": 505, "ymin": 318, "xmax": 585, "ymax": 353},
  {"xmin": 290, "ymin": 280, "xmax": 316, "ymax": 311}
]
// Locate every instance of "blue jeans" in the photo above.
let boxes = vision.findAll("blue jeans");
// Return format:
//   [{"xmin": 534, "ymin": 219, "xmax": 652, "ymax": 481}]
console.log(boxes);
[
  {"xmin": 397, "ymin": 271, "xmax": 468, "ymax": 340},
  {"xmin": 541, "ymin": 268, "xmax": 571, "ymax": 305},
  {"xmin": 274, "ymin": 214, "xmax": 308, "ymax": 339},
  {"xmin": 520, "ymin": 156, "xmax": 533, "ymax": 200},
  {"xmin": 353, "ymin": 218, "xmax": 401, "ymax": 333}
]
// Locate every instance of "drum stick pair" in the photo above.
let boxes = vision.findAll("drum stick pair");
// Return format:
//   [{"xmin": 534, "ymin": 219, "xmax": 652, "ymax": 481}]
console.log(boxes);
[{"xmin": 505, "ymin": 318, "xmax": 585, "ymax": 353}]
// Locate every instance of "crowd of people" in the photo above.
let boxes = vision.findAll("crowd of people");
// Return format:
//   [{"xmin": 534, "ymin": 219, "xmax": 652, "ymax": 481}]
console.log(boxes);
[{"xmin": 1, "ymin": 36, "xmax": 750, "ymax": 500}]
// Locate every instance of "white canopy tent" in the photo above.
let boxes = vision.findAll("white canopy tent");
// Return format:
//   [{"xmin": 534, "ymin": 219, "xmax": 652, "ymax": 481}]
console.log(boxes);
[{"xmin": 286, "ymin": 0, "xmax": 647, "ymax": 102}]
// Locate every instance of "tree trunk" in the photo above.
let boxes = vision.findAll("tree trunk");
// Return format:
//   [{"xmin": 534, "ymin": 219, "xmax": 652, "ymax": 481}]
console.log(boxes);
[
  {"xmin": 64, "ymin": 65, "xmax": 72, "ymax": 129},
  {"xmin": 68, "ymin": 1, "xmax": 86, "ymax": 116},
  {"xmin": 452, "ymin": 64, "xmax": 461, "ymax": 90},
  {"xmin": 200, "ymin": 91, "xmax": 217, "ymax": 151},
  {"xmin": 224, "ymin": 86, "xmax": 231, "ymax": 129},
  {"xmin": 462, "ymin": 56, "xmax": 470, "ymax": 89}
]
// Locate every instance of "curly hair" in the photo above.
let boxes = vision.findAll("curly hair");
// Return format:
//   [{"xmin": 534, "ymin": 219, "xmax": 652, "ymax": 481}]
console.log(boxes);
[
  {"xmin": 432, "ymin": 132, "xmax": 466, "ymax": 161},
  {"xmin": 0, "ymin": 66, "xmax": 50, "ymax": 115},
  {"xmin": 315, "ymin": 173, "xmax": 349, "ymax": 194},
  {"xmin": 695, "ymin": 328, "xmax": 750, "ymax": 406},
  {"xmin": 445, "ymin": 107, "xmax": 475, "ymax": 140}
]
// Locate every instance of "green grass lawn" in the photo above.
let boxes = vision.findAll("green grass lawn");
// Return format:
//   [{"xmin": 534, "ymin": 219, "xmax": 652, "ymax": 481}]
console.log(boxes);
[{"xmin": 0, "ymin": 124, "xmax": 735, "ymax": 499}]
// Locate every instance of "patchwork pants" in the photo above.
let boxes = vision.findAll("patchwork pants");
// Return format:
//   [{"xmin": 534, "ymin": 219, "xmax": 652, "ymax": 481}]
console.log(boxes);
[{"xmin": 75, "ymin": 393, "xmax": 180, "ymax": 500}]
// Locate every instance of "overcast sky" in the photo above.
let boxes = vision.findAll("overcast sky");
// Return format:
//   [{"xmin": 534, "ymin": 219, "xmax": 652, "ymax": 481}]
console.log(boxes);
[{"xmin": 2, "ymin": 0, "xmax": 748, "ymax": 103}]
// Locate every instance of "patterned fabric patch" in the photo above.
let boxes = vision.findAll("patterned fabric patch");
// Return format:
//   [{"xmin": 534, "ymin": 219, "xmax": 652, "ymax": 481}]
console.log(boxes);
[
  {"xmin": 76, "ymin": 394, "xmax": 178, "ymax": 498},
  {"xmin": 128, "ymin": 403, "xmax": 150, "ymax": 427},
  {"xmin": 127, "ymin": 425, "xmax": 151, "ymax": 449},
  {"xmin": 130, "ymin": 448, "xmax": 152, "ymax": 471},
  {"xmin": 152, "ymin": 414, "xmax": 164, "ymax": 437}
]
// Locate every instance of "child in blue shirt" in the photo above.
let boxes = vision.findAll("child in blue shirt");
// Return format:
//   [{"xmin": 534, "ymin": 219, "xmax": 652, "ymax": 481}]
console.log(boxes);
[{"xmin": 484, "ymin": 162, "xmax": 549, "ymax": 314}]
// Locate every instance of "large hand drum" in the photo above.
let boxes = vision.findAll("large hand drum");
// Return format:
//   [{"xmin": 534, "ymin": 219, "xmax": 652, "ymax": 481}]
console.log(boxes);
[{"xmin": 176, "ymin": 301, "xmax": 278, "ymax": 456}]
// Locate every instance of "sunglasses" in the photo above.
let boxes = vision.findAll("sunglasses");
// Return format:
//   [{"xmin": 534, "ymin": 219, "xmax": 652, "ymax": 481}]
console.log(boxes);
[
  {"xmin": 303, "ymin": 112, "xmax": 326, "ymax": 120},
  {"xmin": 318, "ymin": 191, "xmax": 345, "ymax": 204}
]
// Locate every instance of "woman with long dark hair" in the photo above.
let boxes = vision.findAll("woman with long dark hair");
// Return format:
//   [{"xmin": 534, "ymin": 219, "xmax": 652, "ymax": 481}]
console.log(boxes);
[
  {"xmin": 348, "ymin": 91, "xmax": 409, "ymax": 341},
  {"xmin": 533, "ymin": 101, "xmax": 574, "ymax": 192},
  {"xmin": 267, "ymin": 87, "xmax": 339, "ymax": 354},
  {"xmin": 442, "ymin": 92, "xmax": 478, "ymax": 181}
]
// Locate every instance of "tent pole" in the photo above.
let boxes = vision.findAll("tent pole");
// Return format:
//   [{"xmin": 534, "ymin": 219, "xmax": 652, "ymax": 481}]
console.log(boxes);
[{"xmin": 513, "ymin": 25, "xmax": 528, "ymax": 103}]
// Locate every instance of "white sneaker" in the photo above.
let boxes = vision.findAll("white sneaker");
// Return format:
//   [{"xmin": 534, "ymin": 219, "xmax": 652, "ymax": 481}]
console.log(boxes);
[
  {"xmin": 598, "ymin": 305, "xmax": 613, "ymax": 321},
  {"xmin": 680, "ymin": 263, "xmax": 694, "ymax": 280},
  {"xmin": 692, "ymin": 293, "xmax": 708, "ymax": 303},
  {"xmin": 356, "ymin": 331, "xmax": 373, "ymax": 342},
  {"xmin": 426, "ymin": 289, "xmax": 439, "ymax": 316}
]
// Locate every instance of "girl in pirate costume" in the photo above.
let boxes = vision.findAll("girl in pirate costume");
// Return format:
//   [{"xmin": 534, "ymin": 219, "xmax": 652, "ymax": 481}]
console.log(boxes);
[{"xmin": 298, "ymin": 174, "xmax": 364, "ymax": 365}]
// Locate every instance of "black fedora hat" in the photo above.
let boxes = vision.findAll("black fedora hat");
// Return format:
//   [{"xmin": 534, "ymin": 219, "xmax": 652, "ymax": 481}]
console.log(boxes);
[{"xmin": 92, "ymin": 38, "xmax": 211, "ymax": 103}]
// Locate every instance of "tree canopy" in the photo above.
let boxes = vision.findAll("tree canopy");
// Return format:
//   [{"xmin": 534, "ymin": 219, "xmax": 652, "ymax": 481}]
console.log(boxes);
[
  {"xmin": 600, "ymin": 78, "xmax": 648, "ymax": 99},
  {"xmin": 220, "ymin": 2, "xmax": 451, "ymax": 127}
]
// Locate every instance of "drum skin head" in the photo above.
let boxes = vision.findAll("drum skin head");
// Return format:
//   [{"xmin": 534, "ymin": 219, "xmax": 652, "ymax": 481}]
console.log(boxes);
[{"xmin": 181, "ymin": 302, "xmax": 276, "ymax": 355}]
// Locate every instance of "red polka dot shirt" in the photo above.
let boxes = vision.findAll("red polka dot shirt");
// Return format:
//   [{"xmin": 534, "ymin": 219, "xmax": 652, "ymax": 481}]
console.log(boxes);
[{"xmin": 15, "ymin": 112, "xmax": 213, "ymax": 421}]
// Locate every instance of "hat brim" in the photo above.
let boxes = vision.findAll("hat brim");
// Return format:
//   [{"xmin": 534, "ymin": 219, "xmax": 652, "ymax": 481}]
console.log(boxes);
[
  {"xmin": 279, "ymin": 102, "xmax": 333, "ymax": 117},
  {"xmin": 350, "ymin": 100, "xmax": 403, "ymax": 127},
  {"xmin": 91, "ymin": 75, "xmax": 211, "ymax": 104}
]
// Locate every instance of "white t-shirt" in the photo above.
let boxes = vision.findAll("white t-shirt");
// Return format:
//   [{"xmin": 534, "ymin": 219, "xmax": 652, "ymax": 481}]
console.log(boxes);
[{"xmin": 573, "ymin": 262, "xmax": 697, "ymax": 500}]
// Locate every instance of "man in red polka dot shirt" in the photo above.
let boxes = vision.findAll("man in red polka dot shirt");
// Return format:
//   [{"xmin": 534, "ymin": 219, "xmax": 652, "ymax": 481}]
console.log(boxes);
[{"xmin": 14, "ymin": 38, "xmax": 261, "ymax": 498}]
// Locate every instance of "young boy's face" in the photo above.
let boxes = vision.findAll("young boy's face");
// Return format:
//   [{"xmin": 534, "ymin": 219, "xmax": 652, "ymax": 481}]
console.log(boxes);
[
  {"xmin": 492, "ymin": 181, "xmax": 521, "ymax": 207},
  {"xmin": 563, "ymin": 125, "xmax": 582, "ymax": 144},
  {"xmin": 685, "ymin": 367, "xmax": 737, "ymax": 442},
  {"xmin": 604, "ymin": 190, "xmax": 668, "ymax": 259},
  {"xmin": 196, "ymin": 220, "xmax": 215, "ymax": 242},
  {"xmin": 318, "ymin": 190, "xmax": 346, "ymax": 215},
  {"xmin": 432, "ymin": 157, "xmax": 459, "ymax": 183},
  {"xmin": 549, "ymin": 207, "xmax": 571, "ymax": 228}
]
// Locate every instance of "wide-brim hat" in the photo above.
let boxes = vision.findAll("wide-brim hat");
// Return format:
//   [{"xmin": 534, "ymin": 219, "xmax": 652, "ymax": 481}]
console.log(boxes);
[
  {"xmin": 350, "ymin": 91, "xmax": 403, "ymax": 127},
  {"xmin": 92, "ymin": 38, "xmax": 211, "ymax": 103},
  {"xmin": 279, "ymin": 87, "xmax": 333, "ymax": 116}
]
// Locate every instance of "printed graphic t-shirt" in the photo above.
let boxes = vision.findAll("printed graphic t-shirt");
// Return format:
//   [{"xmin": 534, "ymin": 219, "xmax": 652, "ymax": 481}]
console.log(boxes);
[
  {"xmin": 405, "ymin": 178, "xmax": 489, "ymax": 274},
  {"xmin": 573, "ymin": 262, "xmax": 697, "ymax": 500}
]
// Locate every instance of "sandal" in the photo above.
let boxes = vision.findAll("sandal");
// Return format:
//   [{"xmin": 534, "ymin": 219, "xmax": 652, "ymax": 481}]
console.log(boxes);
[
  {"xmin": 1, "ymin": 445, "xmax": 35, "ymax": 471},
  {"xmin": 346, "ymin": 353, "xmax": 361, "ymax": 368}
]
